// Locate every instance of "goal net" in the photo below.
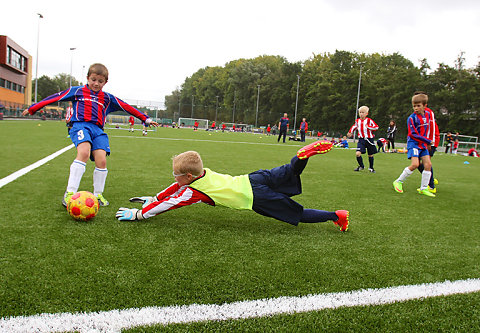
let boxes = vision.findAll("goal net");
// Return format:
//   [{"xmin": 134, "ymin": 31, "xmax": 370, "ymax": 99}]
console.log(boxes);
[
  {"xmin": 178, "ymin": 117, "xmax": 209, "ymax": 129},
  {"xmin": 439, "ymin": 133, "xmax": 478, "ymax": 153}
]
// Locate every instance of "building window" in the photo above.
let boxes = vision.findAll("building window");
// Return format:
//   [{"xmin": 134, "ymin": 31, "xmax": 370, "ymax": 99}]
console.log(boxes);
[
  {"xmin": 7, "ymin": 46, "xmax": 26, "ymax": 72},
  {"xmin": 0, "ymin": 78, "xmax": 5, "ymax": 88}
]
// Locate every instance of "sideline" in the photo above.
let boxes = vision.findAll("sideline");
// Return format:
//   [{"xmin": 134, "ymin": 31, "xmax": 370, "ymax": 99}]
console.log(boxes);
[
  {"xmin": 1, "ymin": 278, "xmax": 479, "ymax": 332},
  {"xmin": 0, "ymin": 144, "xmax": 75, "ymax": 189}
]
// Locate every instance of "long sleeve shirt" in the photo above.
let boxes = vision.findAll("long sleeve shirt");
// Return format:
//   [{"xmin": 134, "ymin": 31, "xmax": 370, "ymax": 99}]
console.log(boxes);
[{"xmin": 27, "ymin": 85, "xmax": 149, "ymax": 129}]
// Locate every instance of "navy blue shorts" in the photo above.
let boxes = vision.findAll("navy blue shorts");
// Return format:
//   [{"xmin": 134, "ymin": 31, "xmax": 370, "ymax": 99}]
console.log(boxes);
[
  {"xmin": 248, "ymin": 157, "xmax": 307, "ymax": 226},
  {"xmin": 357, "ymin": 138, "xmax": 377, "ymax": 155}
]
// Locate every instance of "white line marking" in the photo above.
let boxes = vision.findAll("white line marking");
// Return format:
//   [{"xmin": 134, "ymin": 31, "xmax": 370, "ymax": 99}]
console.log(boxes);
[
  {"xmin": 1, "ymin": 278, "xmax": 479, "ymax": 333},
  {"xmin": 110, "ymin": 135, "xmax": 304, "ymax": 148},
  {"xmin": 0, "ymin": 144, "xmax": 75, "ymax": 189}
]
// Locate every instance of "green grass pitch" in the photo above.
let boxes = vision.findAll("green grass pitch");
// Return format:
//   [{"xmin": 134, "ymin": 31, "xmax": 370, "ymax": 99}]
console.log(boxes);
[{"xmin": 0, "ymin": 120, "xmax": 479, "ymax": 331}]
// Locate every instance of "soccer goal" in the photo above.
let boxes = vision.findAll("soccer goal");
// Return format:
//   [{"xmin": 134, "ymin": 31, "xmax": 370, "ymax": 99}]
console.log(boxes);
[
  {"xmin": 178, "ymin": 117, "xmax": 209, "ymax": 129},
  {"xmin": 439, "ymin": 133, "xmax": 478, "ymax": 153}
]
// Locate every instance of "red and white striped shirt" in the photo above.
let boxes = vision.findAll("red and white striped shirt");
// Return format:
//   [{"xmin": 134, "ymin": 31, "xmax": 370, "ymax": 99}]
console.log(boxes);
[
  {"xmin": 348, "ymin": 117, "xmax": 379, "ymax": 138},
  {"xmin": 141, "ymin": 182, "xmax": 214, "ymax": 219}
]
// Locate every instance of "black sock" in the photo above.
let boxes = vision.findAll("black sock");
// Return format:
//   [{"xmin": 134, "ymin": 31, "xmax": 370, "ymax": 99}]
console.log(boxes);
[
  {"xmin": 300, "ymin": 209, "xmax": 337, "ymax": 223},
  {"xmin": 369, "ymin": 156, "xmax": 374, "ymax": 169},
  {"xmin": 356, "ymin": 156, "xmax": 364, "ymax": 168}
]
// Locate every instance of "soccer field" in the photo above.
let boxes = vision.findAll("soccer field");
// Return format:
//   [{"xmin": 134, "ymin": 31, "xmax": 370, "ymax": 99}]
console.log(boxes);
[{"xmin": 0, "ymin": 120, "xmax": 479, "ymax": 332}]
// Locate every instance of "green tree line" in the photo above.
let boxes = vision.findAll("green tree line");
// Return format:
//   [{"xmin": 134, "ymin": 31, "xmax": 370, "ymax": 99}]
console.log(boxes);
[{"xmin": 165, "ymin": 50, "xmax": 480, "ymax": 138}]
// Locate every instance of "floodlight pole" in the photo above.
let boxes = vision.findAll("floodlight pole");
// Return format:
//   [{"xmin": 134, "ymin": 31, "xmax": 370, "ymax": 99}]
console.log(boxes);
[
  {"xmin": 191, "ymin": 95, "xmax": 194, "ymax": 118},
  {"xmin": 215, "ymin": 96, "xmax": 219, "ymax": 123},
  {"xmin": 232, "ymin": 90, "xmax": 236, "ymax": 123},
  {"xmin": 294, "ymin": 74, "xmax": 300, "ymax": 133},
  {"xmin": 255, "ymin": 85, "xmax": 260, "ymax": 128},
  {"xmin": 69, "ymin": 47, "xmax": 76, "ymax": 87},
  {"xmin": 34, "ymin": 13, "xmax": 43, "ymax": 103},
  {"xmin": 353, "ymin": 64, "xmax": 364, "ymax": 143}
]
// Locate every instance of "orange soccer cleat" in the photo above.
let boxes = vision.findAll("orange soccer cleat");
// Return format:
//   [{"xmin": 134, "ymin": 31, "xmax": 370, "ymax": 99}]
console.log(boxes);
[
  {"xmin": 334, "ymin": 210, "xmax": 349, "ymax": 232},
  {"xmin": 297, "ymin": 141, "xmax": 333, "ymax": 159}
]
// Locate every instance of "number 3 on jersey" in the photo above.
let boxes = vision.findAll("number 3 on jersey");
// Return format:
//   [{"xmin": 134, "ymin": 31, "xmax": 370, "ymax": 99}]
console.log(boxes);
[{"xmin": 77, "ymin": 129, "xmax": 85, "ymax": 140}]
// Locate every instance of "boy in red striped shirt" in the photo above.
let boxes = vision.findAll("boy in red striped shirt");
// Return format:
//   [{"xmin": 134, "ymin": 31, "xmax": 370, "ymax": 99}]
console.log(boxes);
[{"xmin": 347, "ymin": 106, "xmax": 379, "ymax": 173}]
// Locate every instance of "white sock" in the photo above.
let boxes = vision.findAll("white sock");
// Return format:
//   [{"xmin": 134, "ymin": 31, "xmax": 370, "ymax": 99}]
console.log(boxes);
[
  {"xmin": 397, "ymin": 167, "xmax": 413, "ymax": 183},
  {"xmin": 93, "ymin": 167, "xmax": 108, "ymax": 196},
  {"xmin": 67, "ymin": 160, "xmax": 86, "ymax": 193},
  {"xmin": 421, "ymin": 170, "xmax": 432, "ymax": 190}
]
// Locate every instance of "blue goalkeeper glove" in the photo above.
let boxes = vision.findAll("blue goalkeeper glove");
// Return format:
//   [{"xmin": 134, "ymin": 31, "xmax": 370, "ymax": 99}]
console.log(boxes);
[
  {"xmin": 116, "ymin": 208, "xmax": 144, "ymax": 221},
  {"xmin": 129, "ymin": 196, "xmax": 157, "ymax": 208}
]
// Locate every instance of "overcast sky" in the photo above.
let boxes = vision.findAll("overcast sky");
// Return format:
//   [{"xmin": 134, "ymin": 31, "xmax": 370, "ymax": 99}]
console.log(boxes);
[{"xmin": 3, "ymin": 0, "xmax": 479, "ymax": 106}]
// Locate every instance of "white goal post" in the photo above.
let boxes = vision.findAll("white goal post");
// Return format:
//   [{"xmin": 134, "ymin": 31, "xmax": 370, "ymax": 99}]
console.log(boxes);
[{"xmin": 178, "ymin": 117, "xmax": 209, "ymax": 129}]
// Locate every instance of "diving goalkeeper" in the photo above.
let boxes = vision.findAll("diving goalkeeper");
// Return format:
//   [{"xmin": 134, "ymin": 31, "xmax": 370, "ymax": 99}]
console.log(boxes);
[{"xmin": 116, "ymin": 141, "xmax": 349, "ymax": 231}]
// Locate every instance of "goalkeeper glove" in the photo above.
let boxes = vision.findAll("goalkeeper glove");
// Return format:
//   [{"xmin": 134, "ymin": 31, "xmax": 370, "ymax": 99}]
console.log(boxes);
[
  {"xmin": 129, "ymin": 196, "xmax": 157, "ymax": 208},
  {"xmin": 116, "ymin": 208, "xmax": 144, "ymax": 221}
]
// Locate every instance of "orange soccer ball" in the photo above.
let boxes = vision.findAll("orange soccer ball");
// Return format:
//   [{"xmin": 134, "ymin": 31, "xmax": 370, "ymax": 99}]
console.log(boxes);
[{"xmin": 67, "ymin": 191, "xmax": 99, "ymax": 221}]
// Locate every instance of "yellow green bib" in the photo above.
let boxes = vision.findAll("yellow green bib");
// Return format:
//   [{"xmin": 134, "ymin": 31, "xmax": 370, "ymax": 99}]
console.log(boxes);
[{"xmin": 189, "ymin": 168, "xmax": 253, "ymax": 210}]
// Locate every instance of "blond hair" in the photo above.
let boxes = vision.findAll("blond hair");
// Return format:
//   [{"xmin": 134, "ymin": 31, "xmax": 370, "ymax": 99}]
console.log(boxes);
[
  {"xmin": 87, "ymin": 63, "xmax": 109, "ymax": 81},
  {"xmin": 412, "ymin": 93, "xmax": 428, "ymax": 105},
  {"xmin": 358, "ymin": 106, "xmax": 369, "ymax": 113},
  {"xmin": 172, "ymin": 151, "xmax": 204, "ymax": 177}
]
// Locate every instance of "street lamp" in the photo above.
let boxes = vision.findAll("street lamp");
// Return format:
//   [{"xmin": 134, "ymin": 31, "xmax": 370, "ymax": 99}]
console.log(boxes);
[
  {"xmin": 34, "ymin": 13, "xmax": 43, "ymax": 103},
  {"xmin": 294, "ymin": 74, "xmax": 300, "ymax": 133},
  {"xmin": 69, "ymin": 47, "xmax": 76, "ymax": 87},
  {"xmin": 255, "ymin": 85, "xmax": 260, "ymax": 128},
  {"xmin": 232, "ymin": 90, "xmax": 236, "ymax": 123},
  {"xmin": 353, "ymin": 63, "xmax": 365, "ymax": 142}
]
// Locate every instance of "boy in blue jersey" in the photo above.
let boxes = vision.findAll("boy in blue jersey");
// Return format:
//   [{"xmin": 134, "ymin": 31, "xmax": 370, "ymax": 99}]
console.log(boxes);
[
  {"xmin": 116, "ymin": 141, "xmax": 350, "ymax": 232},
  {"xmin": 23, "ymin": 63, "xmax": 159, "ymax": 206},
  {"xmin": 392, "ymin": 93, "xmax": 435, "ymax": 197}
]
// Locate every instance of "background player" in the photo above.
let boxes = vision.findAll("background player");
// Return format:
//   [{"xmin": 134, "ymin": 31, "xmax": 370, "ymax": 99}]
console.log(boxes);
[
  {"xmin": 277, "ymin": 113, "xmax": 289, "ymax": 143},
  {"xmin": 347, "ymin": 106, "xmax": 379, "ymax": 173}
]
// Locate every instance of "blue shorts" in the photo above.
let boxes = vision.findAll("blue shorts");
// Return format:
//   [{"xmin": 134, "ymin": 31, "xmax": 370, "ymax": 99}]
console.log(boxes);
[
  {"xmin": 70, "ymin": 122, "xmax": 110, "ymax": 160},
  {"xmin": 248, "ymin": 156, "xmax": 307, "ymax": 226},
  {"xmin": 407, "ymin": 147, "xmax": 430, "ymax": 159},
  {"xmin": 357, "ymin": 138, "xmax": 377, "ymax": 155}
]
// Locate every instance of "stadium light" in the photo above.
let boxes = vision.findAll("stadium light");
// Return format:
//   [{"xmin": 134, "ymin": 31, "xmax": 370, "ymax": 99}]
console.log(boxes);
[
  {"xmin": 232, "ymin": 90, "xmax": 236, "ymax": 123},
  {"xmin": 353, "ymin": 63, "xmax": 365, "ymax": 142},
  {"xmin": 293, "ymin": 75, "xmax": 300, "ymax": 133},
  {"xmin": 69, "ymin": 47, "xmax": 76, "ymax": 87},
  {"xmin": 215, "ymin": 96, "xmax": 219, "ymax": 123},
  {"xmin": 34, "ymin": 13, "xmax": 44, "ymax": 103},
  {"xmin": 191, "ymin": 95, "xmax": 194, "ymax": 118},
  {"xmin": 255, "ymin": 85, "xmax": 260, "ymax": 128}
]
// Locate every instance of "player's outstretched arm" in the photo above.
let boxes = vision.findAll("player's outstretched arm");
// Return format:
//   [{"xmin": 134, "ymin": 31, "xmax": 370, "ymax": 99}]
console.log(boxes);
[
  {"xmin": 129, "ymin": 196, "xmax": 157, "ymax": 208},
  {"xmin": 22, "ymin": 109, "xmax": 30, "ymax": 116},
  {"xmin": 116, "ymin": 207, "xmax": 145, "ymax": 221}
]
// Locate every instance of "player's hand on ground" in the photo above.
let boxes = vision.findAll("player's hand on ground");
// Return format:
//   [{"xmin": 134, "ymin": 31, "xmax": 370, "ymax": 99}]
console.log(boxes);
[
  {"xmin": 22, "ymin": 109, "xmax": 30, "ymax": 116},
  {"xmin": 129, "ymin": 196, "xmax": 156, "ymax": 208},
  {"xmin": 116, "ymin": 207, "xmax": 144, "ymax": 221}
]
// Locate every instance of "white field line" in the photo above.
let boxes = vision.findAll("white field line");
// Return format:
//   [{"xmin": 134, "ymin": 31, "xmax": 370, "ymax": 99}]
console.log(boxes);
[
  {"xmin": 1, "ymin": 278, "xmax": 479, "ymax": 333},
  {"xmin": 0, "ymin": 144, "xmax": 75, "ymax": 189},
  {"xmin": 110, "ymin": 134, "xmax": 305, "ymax": 147}
]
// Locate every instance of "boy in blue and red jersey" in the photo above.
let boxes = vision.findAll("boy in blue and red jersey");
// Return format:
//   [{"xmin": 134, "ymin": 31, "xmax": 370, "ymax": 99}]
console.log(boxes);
[
  {"xmin": 22, "ymin": 63, "xmax": 159, "ymax": 206},
  {"xmin": 393, "ymin": 93, "xmax": 435, "ymax": 197},
  {"xmin": 414, "ymin": 91, "xmax": 440, "ymax": 193},
  {"xmin": 115, "ymin": 141, "xmax": 350, "ymax": 232}
]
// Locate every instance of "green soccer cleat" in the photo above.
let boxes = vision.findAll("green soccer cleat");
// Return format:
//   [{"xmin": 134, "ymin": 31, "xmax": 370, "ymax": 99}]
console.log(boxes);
[
  {"xmin": 434, "ymin": 178, "xmax": 439, "ymax": 185},
  {"xmin": 428, "ymin": 186, "xmax": 437, "ymax": 194},
  {"xmin": 62, "ymin": 191, "xmax": 74, "ymax": 207},
  {"xmin": 393, "ymin": 180, "xmax": 403, "ymax": 193},
  {"xmin": 96, "ymin": 194, "xmax": 110, "ymax": 206},
  {"xmin": 417, "ymin": 188, "xmax": 435, "ymax": 197}
]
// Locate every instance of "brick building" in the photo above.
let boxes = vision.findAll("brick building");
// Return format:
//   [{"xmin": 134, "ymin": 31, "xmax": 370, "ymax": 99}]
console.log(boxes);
[{"xmin": 0, "ymin": 35, "xmax": 32, "ymax": 111}]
